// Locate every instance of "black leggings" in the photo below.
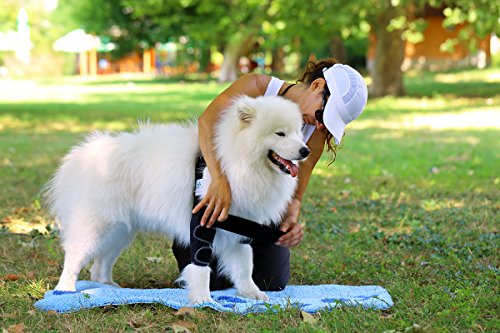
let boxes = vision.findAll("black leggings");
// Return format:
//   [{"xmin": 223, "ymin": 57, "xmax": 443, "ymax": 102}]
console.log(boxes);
[{"xmin": 172, "ymin": 239, "xmax": 290, "ymax": 291}]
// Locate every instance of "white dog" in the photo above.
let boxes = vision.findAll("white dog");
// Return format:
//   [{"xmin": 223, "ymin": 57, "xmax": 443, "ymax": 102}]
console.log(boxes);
[{"xmin": 45, "ymin": 95, "xmax": 309, "ymax": 304}]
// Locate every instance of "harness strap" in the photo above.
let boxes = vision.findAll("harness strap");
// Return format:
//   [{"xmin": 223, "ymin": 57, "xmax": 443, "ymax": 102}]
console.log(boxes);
[
  {"xmin": 193, "ymin": 206, "xmax": 285, "ymax": 243},
  {"xmin": 189, "ymin": 155, "xmax": 285, "ymax": 267}
]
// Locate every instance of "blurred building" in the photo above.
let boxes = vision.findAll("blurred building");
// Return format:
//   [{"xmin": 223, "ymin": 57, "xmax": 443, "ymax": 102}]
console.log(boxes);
[{"xmin": 367, "ymin": 6, "xmax": 492, "ymax": 72}]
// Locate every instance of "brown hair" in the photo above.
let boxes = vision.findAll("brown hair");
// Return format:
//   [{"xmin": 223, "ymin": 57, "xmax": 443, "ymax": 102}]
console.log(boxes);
[{"xmin": 297, "ymin": 57, "xmax": 339, "ymax": 164}]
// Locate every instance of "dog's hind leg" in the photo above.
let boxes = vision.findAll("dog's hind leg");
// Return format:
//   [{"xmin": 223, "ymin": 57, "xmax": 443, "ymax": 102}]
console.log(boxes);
[
  {"xmin": 217, "ymin": 241, "xmax": 269, "ymax": 301},
  {"xmin": 55, "ymin": 218, "xmax": 117, "ymax": 292},
  {"xmin": 54, "ymin": 248, "xmax": 93, "ymax": 292},
  {"xmin": 90, "ymin": 224, "xmax": 134, "ymax": 287}
]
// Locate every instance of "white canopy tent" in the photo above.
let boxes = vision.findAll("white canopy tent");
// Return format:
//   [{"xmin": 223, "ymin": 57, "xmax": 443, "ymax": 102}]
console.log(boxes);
[{"xmin": 53, "ymin": 29, "xmax": 115, "ymax": 76}]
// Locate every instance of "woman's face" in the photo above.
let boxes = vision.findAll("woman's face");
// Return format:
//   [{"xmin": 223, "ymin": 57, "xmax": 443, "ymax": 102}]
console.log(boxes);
[{"xmin": 298, "ymin": 79, "xmax": 327, "ymax": 131}]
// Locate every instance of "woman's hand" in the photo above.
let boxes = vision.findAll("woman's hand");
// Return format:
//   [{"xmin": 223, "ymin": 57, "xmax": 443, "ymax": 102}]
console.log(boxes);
[
  {"xmin": 276, "ymin": 221, "xmax": 303, "ymax": 247},
  {"xmin": 276, "ymin": 198, "xmax": 303, "ymax": 247},
  {"xmin": 192, "ymin": 175, "xmax": 231, "ymax": 228}
]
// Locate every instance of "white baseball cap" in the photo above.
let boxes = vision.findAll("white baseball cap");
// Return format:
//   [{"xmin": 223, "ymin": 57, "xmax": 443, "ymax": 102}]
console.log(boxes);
[{"xmin": 322, "ymin": 64, "xmax": 368, "ymax": 145}]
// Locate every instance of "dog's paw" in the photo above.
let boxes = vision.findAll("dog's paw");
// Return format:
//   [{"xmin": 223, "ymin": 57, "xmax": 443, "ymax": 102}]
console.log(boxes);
[
  {"xmin": 104, "ymin": 280, "xmax": 121, "ymax": 288},
  {"xmin": 238, "ymin": 289, "xmax": 269, "ymax": 302},
  {"xmin": 54, "ymin": 281, "xmax": 76, "ymax": 292},
  {"xmin": 189, "ymin": 294, "xmax": 214, "ymax": 305}
]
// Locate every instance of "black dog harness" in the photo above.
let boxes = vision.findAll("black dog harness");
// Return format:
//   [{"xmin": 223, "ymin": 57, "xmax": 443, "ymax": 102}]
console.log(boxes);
[{"xmin": 190, "ymin": 156, "xmax": 285, "ymax": 266}]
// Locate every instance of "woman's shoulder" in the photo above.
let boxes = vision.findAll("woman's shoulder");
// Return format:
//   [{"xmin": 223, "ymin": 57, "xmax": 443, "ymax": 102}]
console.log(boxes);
[{"xmin": 233, "ymin": 73, "xmax": 272, "ymax": 96}]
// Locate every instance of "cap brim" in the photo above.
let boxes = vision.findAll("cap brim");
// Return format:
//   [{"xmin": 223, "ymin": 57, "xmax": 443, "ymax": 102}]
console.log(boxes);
[{"xmin": 323, "ymin": 98, "xmax": 345, "ymax": 145}]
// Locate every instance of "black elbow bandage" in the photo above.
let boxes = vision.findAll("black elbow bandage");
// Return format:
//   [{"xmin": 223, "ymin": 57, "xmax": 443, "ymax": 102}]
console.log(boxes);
[
  {"xmin": 189, "ymin": 206, "xmax": 286, "ymax": 267},
  {"xmin": 190, "ymin": 212, "xmax": 217, "ymax": 266}
]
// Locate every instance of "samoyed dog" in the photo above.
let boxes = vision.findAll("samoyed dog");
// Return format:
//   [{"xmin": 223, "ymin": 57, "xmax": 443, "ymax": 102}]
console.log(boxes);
[{"xmin": 45, "ymin": 95, "xmax": 310, "ymax": 304}]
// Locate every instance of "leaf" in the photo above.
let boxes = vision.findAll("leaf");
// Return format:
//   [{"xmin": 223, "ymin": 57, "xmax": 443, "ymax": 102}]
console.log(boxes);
[
  {"xmin": 3, "ymin": 274, "xmax": 22, "ymax": 281},
  {"xmin": 174, "ymin": 307, "xmax": 205, "ymax": 319},
  {"xmin": 146, "ymin": 256, "xmax": 163, "ymax": 263},
  {"xmin": 404, "ymin": 324, "xmax": 426, "ymax": 333},
  {"xmin": 383, "ymin": 324, "xmax": 426, "ymax": 333},
  {"xmin": 174, "ymin": 307, "xmax": 196, "ymax": 317},
  {"xmin": 6, "ymin": 323, "xmax": 26, "ymax": 333},
  {"xmin": 300, "ymin": 311, "xmax": 318, "ymax": 324},
  {"xmin": 14, "ymin": 207, "xmax": 30, "ymax": 214},
  {"xmin": 171, "ymin": 320, "xmax": 196, "ymax": 333}
]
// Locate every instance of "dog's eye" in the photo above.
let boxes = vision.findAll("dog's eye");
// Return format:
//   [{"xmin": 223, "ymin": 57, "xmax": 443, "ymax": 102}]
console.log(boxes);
[{"xmin": 275, "ymin": 132, "xmax": 286, "ymax": 137}]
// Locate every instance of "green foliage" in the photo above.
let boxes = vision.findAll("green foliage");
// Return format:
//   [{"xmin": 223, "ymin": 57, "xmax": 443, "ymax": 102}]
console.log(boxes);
[
  {"xmin": 55, "ymin": 0, "xmax": 174, "ymax": 57},
  {"xmin": 442, "ymin": 0, "xmax": 500, "ymax": 37},
  {"xmin": 439, "ymin": 0, "xmax": 500, "ymax": 54},
  {"xmin": 0, "ymin": 0, "xmax": 20, "ymax": 31}
]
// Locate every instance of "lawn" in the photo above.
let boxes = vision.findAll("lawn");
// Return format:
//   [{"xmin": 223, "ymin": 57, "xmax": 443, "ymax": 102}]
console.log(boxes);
[{"xmin": 0, "ymin": 68, "xmax": 499, "ymax": 332}]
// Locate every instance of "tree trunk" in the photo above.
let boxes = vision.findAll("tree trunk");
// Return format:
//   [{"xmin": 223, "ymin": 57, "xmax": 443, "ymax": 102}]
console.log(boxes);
[
  {"xmin": 329, "ymin": 37, "xmax": 347, "ymax": 63},
  {"xmin": 218, "ymin": 33, "xmax": 254, "ymax": 83},
  {"xmin": 271, "ymin": 46, "xmax": 285, "ymax": 75},
  {"xmin": 369, "ymin": 7, "xmax": 405, "ymax": 97},
  {"xmin": 199, "ymin": 46, "xmax": 211, "ymax": 73}
]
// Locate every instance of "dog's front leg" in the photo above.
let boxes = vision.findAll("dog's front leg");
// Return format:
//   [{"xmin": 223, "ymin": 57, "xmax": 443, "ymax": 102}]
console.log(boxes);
[
  {"xmin": 218, "ymin": 241, "xmax": 269, "ymax": 302},
  {"xmin": 177, "ymin": 264, "xmax": 213, "ymax": 304}
]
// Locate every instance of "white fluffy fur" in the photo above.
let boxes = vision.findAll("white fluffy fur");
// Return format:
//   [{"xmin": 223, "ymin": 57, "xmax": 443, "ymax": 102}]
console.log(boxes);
[{"xmin": 45, "ymin": 95, "xmax": 307, "ymax": 304}]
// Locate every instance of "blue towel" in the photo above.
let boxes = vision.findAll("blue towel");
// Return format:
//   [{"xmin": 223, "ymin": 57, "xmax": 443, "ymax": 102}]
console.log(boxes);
[{"xmin": 34, "ymin": 281, "xmax": 393, "ymax": 314}]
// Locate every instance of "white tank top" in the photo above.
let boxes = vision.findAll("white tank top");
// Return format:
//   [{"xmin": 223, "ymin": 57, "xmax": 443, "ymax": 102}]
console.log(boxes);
[{"xmin": 264, "ymin": 77, "xmax": 315, "ymax": 143}]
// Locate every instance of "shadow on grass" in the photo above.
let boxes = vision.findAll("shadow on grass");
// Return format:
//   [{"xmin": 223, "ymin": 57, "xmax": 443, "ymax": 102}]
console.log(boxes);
[{"xmin": 1, "ymin": 125, "xmax": 497, "ymax": 231}]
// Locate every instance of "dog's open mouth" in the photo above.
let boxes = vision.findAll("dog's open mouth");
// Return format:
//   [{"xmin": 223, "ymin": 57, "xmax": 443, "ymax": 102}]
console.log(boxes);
[{"xmin": 268, "ymin": 151, "xmax": 299, "ymax": 177}]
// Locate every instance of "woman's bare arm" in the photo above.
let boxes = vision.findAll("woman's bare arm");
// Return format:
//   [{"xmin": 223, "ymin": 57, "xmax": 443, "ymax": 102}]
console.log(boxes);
[
  {"xmin": 276, "ymin": 128, "xmax": 327, "ymax": 247},
  {"xmin": 194, "ymin": 74, "xmax": 270, "ymax": 227}
]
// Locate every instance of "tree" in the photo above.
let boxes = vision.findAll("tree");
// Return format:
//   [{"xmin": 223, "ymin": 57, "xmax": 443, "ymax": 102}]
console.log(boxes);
[
  {"xmin": 440, "ymin": 0, "xmax": 500, "ymax": 52},
  {"xmin": 365, "ymin": 2, "xmax": 408, "ymax": 97},
  {"xmin": 271, "ymin": 0, "xmax": 364, "ymax": 66},
  {"xmin": 58, "ymin": 0, "xmax": 499, "ymax": 93},
  {"xmin": 365, "ymin": 0, "xmax": 500, "ymax": 97},
  {"xmin": 102, "ymin": 0, "xmax": 271, "ymax": 82},
  {"xmin": 56, "ymin": 0, "xmax": 174, "ymax": 58}
]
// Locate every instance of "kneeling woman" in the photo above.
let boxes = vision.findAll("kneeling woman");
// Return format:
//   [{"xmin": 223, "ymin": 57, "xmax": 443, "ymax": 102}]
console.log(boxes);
[{"xmin": 173, "ymin": 58, "xmax": 368, "ymax": 290}]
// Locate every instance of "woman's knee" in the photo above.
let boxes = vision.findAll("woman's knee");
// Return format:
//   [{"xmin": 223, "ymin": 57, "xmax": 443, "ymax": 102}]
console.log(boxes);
[
  {"xmin": 251, "ymin": 242, "xmax": 290, "ymax": 291},
  {"xmin": 253, "ymin": 269, "xmax": 290, "ymax": 291}
]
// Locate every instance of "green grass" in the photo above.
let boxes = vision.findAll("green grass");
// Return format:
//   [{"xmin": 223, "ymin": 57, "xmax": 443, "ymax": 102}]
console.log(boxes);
[{"xmin": 1, "ymin": 68, "xmax": 499, "ymax": 332}]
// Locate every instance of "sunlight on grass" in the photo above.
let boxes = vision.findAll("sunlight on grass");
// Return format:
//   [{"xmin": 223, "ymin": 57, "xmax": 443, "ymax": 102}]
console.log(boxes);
[
  {"xmin": 0, "ymin": 79, "xmax": 216, "ymax": 103},
  {"xmin": 378, "ymin": 221, "xmax": 412, "ymax": 236},
  {"xmin": 422, "ymin": 198, "xmax": 462, "ymax": 212},
  {"xmin": 0, "ymin": 115, "xmax": 131, "ymax": 132},
  {"xmin": 435, "ymin": 71, "xmax": 500, "ymax": 83},
  {"xmin": 2, "ymin": 217, "xmax": 51, "ymax": 234},
  {"xmin": 411, "ymin": 110, "xmax": 499, "ymax": 129},
  {"xmin": 311, "ymin": 167, "xmax": 335, "ymax": 178},
  {"xmin": 368, "ymin": 95, "xmax": 498, "ymax": 112},
  {"xmin": 0, "ymin": 80, "xmax": 224, "ymax": 103},
  {"xmin": 356, "ymin": 108, "xmax": 499, "ymax": 130}
]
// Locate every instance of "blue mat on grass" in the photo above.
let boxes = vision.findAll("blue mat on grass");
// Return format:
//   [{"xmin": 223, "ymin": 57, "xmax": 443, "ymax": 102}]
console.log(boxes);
[{"xmin": 34, "ymin": 281, "xmax": 393, "ymax": 314}]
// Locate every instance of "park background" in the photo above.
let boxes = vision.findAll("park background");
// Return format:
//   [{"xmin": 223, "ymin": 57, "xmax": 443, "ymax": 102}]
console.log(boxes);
[{"xmin": 0, "ymin": 0, "xmax": 499, "ymax": 332}]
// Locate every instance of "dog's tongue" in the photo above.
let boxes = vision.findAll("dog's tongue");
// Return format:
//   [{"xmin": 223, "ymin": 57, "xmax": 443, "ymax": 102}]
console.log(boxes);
[{"xmin": 283, "ymin": 159, "xmax": 299, "ymax": 177}]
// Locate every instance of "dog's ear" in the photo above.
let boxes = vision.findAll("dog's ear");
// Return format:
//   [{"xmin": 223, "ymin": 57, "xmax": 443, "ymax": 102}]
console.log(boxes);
[{"xmin": 236, "ymin": 99, "xmax": 256, "ymax": 124}]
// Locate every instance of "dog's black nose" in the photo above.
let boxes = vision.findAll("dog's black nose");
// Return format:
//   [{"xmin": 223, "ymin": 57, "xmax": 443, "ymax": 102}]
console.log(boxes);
[{"xmin": 299, "ymin": 147, "xmax": 310, "ymax": 158}]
